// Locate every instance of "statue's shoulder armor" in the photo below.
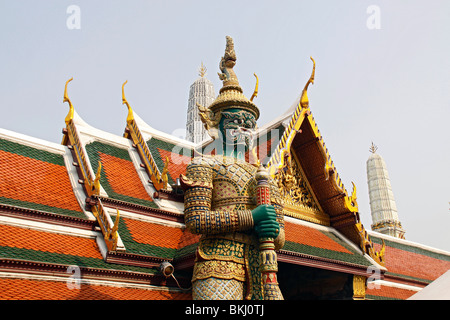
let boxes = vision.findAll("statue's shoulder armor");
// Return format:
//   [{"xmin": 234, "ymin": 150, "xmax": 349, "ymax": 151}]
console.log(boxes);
[{"xmin": 180, "ymin": 156, "xmax": 215, "ymax": 189}]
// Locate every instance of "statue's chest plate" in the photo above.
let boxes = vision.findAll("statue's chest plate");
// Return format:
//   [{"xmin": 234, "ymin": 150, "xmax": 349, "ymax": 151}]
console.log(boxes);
[{"xmin": 211, "ymin": 159, "xmax": 257, "ymax": 208}]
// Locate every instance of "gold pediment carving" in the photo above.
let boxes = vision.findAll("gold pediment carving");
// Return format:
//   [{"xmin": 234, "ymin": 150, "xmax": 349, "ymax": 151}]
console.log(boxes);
[{"xmin": 274, "ymin": 152, "xmax": 329, "ymax": 225}]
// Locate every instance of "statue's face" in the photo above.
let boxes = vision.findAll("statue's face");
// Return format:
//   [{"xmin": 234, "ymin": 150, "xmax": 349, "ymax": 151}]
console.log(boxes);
[{"xmin": 218, "ymin": 108, "xmax": 256, "ymax": 152}]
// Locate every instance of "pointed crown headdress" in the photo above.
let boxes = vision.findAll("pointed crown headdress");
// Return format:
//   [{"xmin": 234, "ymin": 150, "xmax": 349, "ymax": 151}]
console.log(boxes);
[{"xmin": 197, "ymin": 36, "xmax": 259, "ymax": 139}]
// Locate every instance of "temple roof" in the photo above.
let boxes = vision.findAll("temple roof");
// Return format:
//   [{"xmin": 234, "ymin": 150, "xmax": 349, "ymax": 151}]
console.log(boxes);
[
  {"xmin": 1, "ymin": 89, "xmax": 449, "ymax": 299},
  {"xmin": 0, "ymin": 129, "xmax": 87, "ymax": 220},
  {"xmin": 0, "ymin": 51, "xmax": 449, "ymax": 300}
]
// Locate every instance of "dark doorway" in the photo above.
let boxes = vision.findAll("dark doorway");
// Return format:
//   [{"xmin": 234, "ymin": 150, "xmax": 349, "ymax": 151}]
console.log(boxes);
[{"xmin": 277, "ymin": 262, "xmax": 353, "ymax": 300}]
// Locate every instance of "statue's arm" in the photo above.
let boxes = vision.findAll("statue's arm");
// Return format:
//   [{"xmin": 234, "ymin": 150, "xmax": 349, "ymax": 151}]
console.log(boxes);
[{"xmin": 181, "ymin": 161, "xmax": 254, "ymax": 235}]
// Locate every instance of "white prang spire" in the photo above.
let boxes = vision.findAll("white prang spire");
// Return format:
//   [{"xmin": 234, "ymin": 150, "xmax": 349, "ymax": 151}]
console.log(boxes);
[
  {"xmin": 185, "ymin": 63, "xmax": 216, "ymax": 144},
  {"xmin": 366, "ymin": 143, "xmax": 405, "ymax": 239}
]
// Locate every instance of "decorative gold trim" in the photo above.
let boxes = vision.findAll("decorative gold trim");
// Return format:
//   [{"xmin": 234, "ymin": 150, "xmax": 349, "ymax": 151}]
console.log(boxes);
[
  {"xmin": 353, "ymin": 275, "xmax": 366, "ymax": 300},
  {"xmin": 291, "ymin": 151, "xmax": 324, "ymax": 213},
  {"xmin": 267, "ymin": 57, "xmax": 315, "ymax": 176},
  {"xmin": 61, "ymin": 79, "xmax": 120, "ymax": 252},
  {"xmin": 344, "ymin": 182, "xmax": 359, "ymax": 213},
  {"xmin": 92, "ymin": 161, "xmax": 102, "ymax": 196},
  {"xmin": 283, "ymin": 204, "xmax": 330, "ymax": 226},
  {"xmin": 299, "ymin": 57, "xmax": 315, "ymax": 109},
  {"xmin": 250, "ymin": 73, "xmax": 259, "ymax": 102},
  {"xmin": 267, "ymin": 109, "xmax": 307, "ymax": 177},
  {"xmin": 273, "ymin": 150, "xmax": 329, "ymax": 225},
  {"xmin": 355, "ymin": 222, "xmax": 386, "ymax": 266},
  {"xmin": 121, "ymin": 81, "xmax": 166, "ymax": 190},
  {"xmin": 122, "ymin": 80, "xmax": 134, "ymax": 123}
]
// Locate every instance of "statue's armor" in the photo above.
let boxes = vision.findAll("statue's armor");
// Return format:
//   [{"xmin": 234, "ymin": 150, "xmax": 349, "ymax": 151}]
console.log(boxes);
[{"xmin": 182, "ymin": 155, "xmax": 285, "ymax": 300}]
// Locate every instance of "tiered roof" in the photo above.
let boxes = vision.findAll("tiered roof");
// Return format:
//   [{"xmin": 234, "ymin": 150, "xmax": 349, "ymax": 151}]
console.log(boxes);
[
  {"xmin": 0, "ymin": 136, "xmax": 85, "ymax": 218},
  {"xmin": 0, "ymin": 57, "xmax": 449, "ymax": 300},
  {"xmin": 366, "ymin": 232, "xmax": 450, "ymax": 300}
]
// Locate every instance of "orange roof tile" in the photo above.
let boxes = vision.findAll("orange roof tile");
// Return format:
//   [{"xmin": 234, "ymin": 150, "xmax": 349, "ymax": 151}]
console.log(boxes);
[
  {"xmin": 0, "ymin": 278, "xmax": 191, "ymax": 300},
  {"xmin": 123, "ymin": 218, "xmax": 199, "ymax": 249},
  {"xmin": 374, "ymin": 242, "xmax": 450, "ymax": 282},
  {"xmin": 157, "ymin": 148, "xmax": 191, "ymax": 183},
  {"xmin": 0, "ymin": 224, "xmax": 102, "ymax": 259},
  {"xmin": 285, "ymin": 221, "xmax": 353, "ymax": 254},
  {"xmin": 366, "ymin": 284, "xmax": 417, "ymax": 300},
  {"xmin": 99, "ymin": 152, "xmax": 153, "ymax": 202},
  {"xmin": 0, "ymin": 150, "xmax": 82, "ymax": 213}
]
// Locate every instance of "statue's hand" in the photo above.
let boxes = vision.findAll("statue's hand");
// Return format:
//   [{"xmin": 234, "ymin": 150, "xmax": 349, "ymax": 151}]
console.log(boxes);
[{"xmin": 251, "ymin": 204, "xmax": 280, "ymax": 239}]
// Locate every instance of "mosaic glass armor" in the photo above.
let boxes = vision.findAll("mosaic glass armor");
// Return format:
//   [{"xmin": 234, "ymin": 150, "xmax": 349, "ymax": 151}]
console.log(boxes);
[
  {"xmin": 182, "ymin": 36, "xmax": 285, "ymax": 300},
  {"xmin": 181, "ymin": 155, "xmax": 285, "ymax": 300}
]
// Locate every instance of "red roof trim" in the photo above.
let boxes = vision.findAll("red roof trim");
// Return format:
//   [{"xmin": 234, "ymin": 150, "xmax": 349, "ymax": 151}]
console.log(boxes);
[{"xmin": 0, "ymin": 204, "xmax": 95, "ymax": 230}]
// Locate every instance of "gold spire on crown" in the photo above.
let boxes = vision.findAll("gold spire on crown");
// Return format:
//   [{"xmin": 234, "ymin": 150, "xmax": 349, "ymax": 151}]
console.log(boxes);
[{"xmin": 197, "ymin": 36, "xmax": 261, "ymax": 139}]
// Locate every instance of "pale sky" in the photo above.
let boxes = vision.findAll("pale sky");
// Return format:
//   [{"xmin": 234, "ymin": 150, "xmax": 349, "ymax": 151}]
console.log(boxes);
[{"xmin": 1, "ymin": 1, "xmax": 449, "ymax": 251}]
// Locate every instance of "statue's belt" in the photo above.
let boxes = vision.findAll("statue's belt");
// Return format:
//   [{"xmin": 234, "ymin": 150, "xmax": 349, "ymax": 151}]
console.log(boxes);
[{"xmin": 201, "ymin": 232, "xmax": 255, "ymax": 245}]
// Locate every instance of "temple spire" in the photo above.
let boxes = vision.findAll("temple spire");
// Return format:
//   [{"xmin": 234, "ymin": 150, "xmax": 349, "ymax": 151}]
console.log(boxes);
[
  {"xmin": 367, "ymin": 144, "xmax": 405, "ymax": 239},
  {"xmin": 186, "ymin": 64, "xmax": 216, "ymax": 143}
]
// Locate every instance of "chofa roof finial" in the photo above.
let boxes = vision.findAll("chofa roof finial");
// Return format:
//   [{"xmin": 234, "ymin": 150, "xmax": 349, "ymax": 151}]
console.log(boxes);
[
  {"xmin": 300, "ymin": 57, "xmax": 316, "ymax": 109},
  {"xmin": 63, "ymin": 77, "xmax": 74, "ymax": 125}
]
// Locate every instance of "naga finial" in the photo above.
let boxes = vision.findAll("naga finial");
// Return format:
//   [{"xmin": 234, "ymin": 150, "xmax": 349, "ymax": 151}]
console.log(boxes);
[
  {"xmin": 122, "ymin": 80, "xmax": 134, "ymax": 123},
  {"xmin": 218, "ymin": 36, "xmax": 239, "ymax": 85},
  {"xmin": 63, "ymin": 77, "xmax": 74, "ymax": 125},
  {"xmin": 223, "ymin": 36, "xmax": 236, "ymax": 64},
  {"xmin": 300, "ymin": 57, "xmax": 315, "ymax": 109}
]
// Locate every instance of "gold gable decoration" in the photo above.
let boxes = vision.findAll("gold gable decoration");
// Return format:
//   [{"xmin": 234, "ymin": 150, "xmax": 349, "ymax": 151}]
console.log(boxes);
[{"xmin": 274, "ymin": 152, "xmax": 329, "ymax": 225}]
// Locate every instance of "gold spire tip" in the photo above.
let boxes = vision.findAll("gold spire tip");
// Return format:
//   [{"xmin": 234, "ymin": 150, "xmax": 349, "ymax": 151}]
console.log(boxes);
[
  {"xmin": 369, "ymin": 142, "xmax": 378, "ymax": 154},
  {"xmin": 199, "ymin": 62, "xmax": 207, "ymax": 77}
]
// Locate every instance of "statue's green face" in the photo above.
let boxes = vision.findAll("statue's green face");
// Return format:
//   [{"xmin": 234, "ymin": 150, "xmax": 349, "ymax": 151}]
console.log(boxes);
[{"xmin": 218, "ymin": 108, "xmax": 256, "ymax": 155}]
